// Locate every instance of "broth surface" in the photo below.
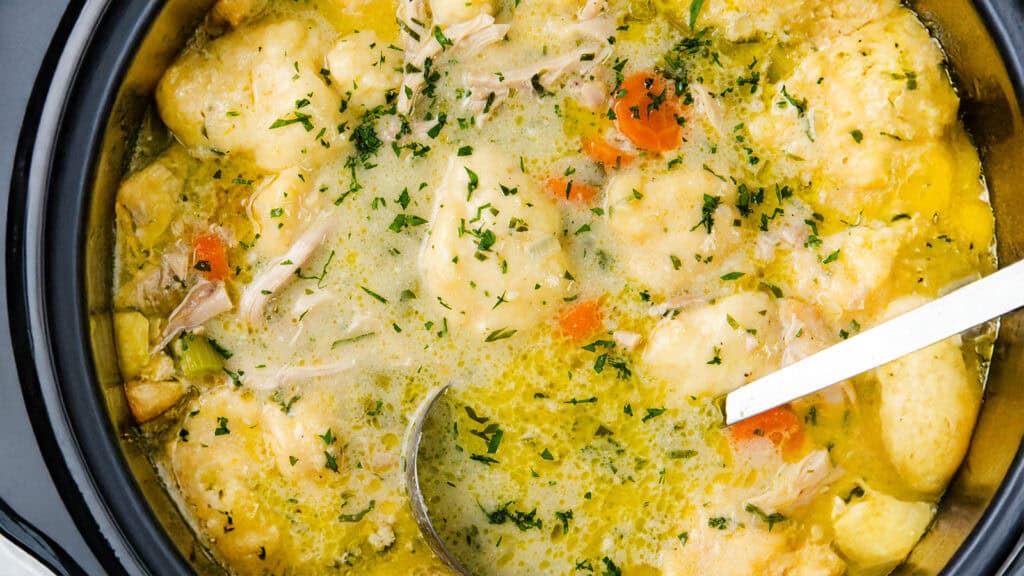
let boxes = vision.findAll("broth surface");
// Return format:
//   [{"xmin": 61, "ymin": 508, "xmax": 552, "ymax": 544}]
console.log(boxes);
[{"xmin": 112, "ymin": 0, "xmax": 996, "ymax": 573}]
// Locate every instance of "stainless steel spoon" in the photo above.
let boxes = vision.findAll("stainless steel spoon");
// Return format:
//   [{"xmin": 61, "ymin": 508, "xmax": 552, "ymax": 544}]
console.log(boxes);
[
  {"xmin": 723, "ymin": 259, "xmax": 1024, "ymax": 425},
  {"xmin": 403, "ymin": 383, "xmax": 473, "ymax": 576},
  {"xmin": 404, "ymin": 260, "xmax": 1024, "ymax": 572}
]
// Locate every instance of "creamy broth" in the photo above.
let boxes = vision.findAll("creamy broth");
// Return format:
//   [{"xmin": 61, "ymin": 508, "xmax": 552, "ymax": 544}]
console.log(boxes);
[{"xmin": 112, "ymin": 0, "xmax": 995, "ymax": 574}]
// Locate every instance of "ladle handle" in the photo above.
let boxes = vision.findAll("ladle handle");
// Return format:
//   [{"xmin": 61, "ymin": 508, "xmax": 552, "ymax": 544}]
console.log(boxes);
[{"xmin": 723, "ymin": 260, "xmax": 1024, "ymax": 426}]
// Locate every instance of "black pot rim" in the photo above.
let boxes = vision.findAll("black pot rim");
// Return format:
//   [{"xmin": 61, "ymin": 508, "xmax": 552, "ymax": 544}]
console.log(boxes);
[{"xmin": 7, "ymin": 1, "xmax": 1024, "ymax": 575}]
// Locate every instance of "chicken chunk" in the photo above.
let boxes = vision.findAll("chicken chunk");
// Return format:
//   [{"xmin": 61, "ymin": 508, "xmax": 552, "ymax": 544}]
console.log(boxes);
[
  {"xmin": 117, "ymin": 146, "xmax": 188, "ymax": 250},
  {"xmin": 749, "ymin": 10, "xmax": 959, "ymax": 219},
  {"xmin": 156, "ymin": 19, "xmax": 344, "ymax": 171},
  {"xmin": 747, "ymin": 450, "xmax": 841, "ymax": 515},
  {"xmin": 643, "ymin": 292, "xmax": 782, "ymax": 398},
  {"xmin": 605, "ymin": 167, "xmax": 750, "ymax": 297},
  {"xmin": 419, "ymin": 147, "xmax": 572, "ymax": 336},
  {"xmin": 876, "ymin": 298, "xmax": 981, "ymax": 494},
  {"xmin": 833, "ymin": 489, "xmax": 934, "ymax": 573},
  {"xmin": 326, "ymin": 31, "xmax": 402, "ymax": 111},
  {"xmin": 429, "ymin": 0, "xmax": 494, "ymax": 27},
  {"xmin": 662, "ymin": 522, "xmax": 844, "ymax": 576}
]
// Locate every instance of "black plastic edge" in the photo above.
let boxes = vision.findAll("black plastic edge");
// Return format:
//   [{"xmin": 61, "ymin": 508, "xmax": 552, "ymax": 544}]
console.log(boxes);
[
  {"xmin": 6, "ymin": 1, "xmax": 130, "ymax": 574},
  {"xmin": 938, "ymin": 0, "xmax": 1024, "ymax": 574},
  {"xmin": 0, "ymin": 499, "xmax": 86, "ymax": 576},
  {"xmin": 6, "ymin": 1, "xmax": 1024, "ymax": 576},
  {"xmin": 7, "ymin": 0, "xmax": 194, "ymax": 574}
]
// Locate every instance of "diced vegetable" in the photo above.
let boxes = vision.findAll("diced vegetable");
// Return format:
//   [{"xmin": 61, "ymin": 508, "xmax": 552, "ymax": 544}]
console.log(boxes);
[
  {"xmin": 545, "ymin": 178, "xmax": 599, "ymax": 206},
  {"xmin": 125, "ymin": 379, "xmax": 186, "ymax": 423},
  {"xmin": 114, "ymin": 311, "xmax": 150, "ymax": 380},
  {"xmin": 582, "ymin": 137, "xmax": 634, "ymax": 168},
  {"xmin": 193, "ymin": 232, "xmax": 230, "ymax": 281},
  {"xmin": 613, "ymin": 72, "xmax": 683, "ymax": 152},
  {"xmin": 729, "ymin": 406, "xmax": 804, "ymax": 457},
  {"xmin": 173, "ymin": 333, "xmax": 226, "ymax": 379},
  {"xmin": 558, "ymin": 300, "xmax": 603, "ymax": 339}
]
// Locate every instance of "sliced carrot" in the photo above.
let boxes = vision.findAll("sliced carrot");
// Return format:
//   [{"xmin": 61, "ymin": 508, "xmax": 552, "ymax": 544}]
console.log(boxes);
[
  {"xmin": 728, "ymin": 406, "xmax": 804, "ymax": 457},
  {"xmin": 582, "ymin": 136, "xmax": 635, "ymax": 169},
  {"xmin": 193, "ymin": 232, "xmax": 230, "ymax": 281},
  {"xmin": 558, "ymin": 300, "xmax": 603, "ymax": 339},
  {"xmin": 545, "ymin": 177, "xmax": 599, "ymax": 206},
  {"xmin": 613, "ymin": 72, "xmax": 683, "ymax": 152}
]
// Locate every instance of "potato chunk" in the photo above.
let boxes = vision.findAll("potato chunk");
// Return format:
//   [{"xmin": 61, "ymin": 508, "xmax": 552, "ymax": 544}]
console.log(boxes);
[
  {"xmin": 605, "ymin": 167, "xmax": 749, "ymax": 297},
  {"xmin": 833, "ymin": 490, "xmax": 934, "ymax": 573},
  {"xmin": 429, "ymin": 0, "xmax": 494, "ymax": 26},
  {"xmin": 876, "ymin": 300, "xmax": 981, "ymax": 494},
  {"xmin": 156, "ymin": 19, "xmax": 344, "ymax": 171},
  {"xmin": 114, "ymin": 311, "xmax": 150, "ymax": 380},
  {"xmin": 212, "ymin": 0, "xmax": 267, "ymax": 27},
  {"xmin": 326, "ymin": 30, "xmax": 402, "ymax": 111},
  {"xmin": 419, "ymin": 147, "xmax": 572, "ymax": 337},
  {"xmin": 748, "ymin": 9, "xmax": 959, "ymax": 219},
  {"xmin": 643, "ymin": 292, "xmax": 782, "ymax": 398},
  {"xmin": 126, "ymin": 379, "xmax": 185, "ymax": 423}
]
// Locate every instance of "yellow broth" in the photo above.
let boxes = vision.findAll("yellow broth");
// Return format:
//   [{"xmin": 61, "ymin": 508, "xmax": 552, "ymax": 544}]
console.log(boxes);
[{"xmin": 111, "ymin": 0, "xmax": 995, "ymax": 574}]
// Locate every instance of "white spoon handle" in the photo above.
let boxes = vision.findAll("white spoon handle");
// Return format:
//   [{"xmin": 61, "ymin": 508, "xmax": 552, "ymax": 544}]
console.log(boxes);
[{"xmin": 723, "ymin": 260, "xmax": 1024, "ymax": 426}]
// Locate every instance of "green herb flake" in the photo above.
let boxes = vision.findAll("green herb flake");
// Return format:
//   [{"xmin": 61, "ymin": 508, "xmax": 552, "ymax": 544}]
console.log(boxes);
[{"xmin": 338, "ymin": 500, "xmax": 375, "ymax": 522}]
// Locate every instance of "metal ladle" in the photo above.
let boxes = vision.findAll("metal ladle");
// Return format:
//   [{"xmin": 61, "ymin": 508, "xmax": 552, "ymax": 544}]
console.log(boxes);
[{"xmin": 404, "ymin": 259, "xmax": 1024, "ymax": 573}]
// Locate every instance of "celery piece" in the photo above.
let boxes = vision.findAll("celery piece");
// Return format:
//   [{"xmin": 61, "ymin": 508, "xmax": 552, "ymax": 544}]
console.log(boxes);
[
  {"xmin": 172, "ymin": 333, "xmax": 225, "ymax": 379},
  {"xmin": 114, "ymin": 311, "xmax": 150, "ymax": 380}
]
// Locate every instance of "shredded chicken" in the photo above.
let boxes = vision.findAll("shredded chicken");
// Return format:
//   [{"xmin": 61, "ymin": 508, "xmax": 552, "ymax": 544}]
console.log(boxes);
[
  {"xmin": 779, "ymin": 299, "xmax": 855, "ymax": 404},
  {"xmin": 746, "ymin": 450, "xmax": 842, "ymax": 515},
  {"xmin": 691, "ymin": 82, "xmax": 725, "ymax": 134},
  {"xmin": 578, "ymin": 0, "xmax": 605, "ymax": 20},
  {"xmin": 647, "ymin": 294, "xmax": 705, "ymax": 317},
  {"xmin": 397, "ymin": 7, "xmax": 511, "ymax": 115},
  {"xmin": 154, "ymin": 280, "xmax": 233, "ymax": 353},
  {"xmin": 575, "ymin": 0, "xmax": 615, "ymax": 40},
  {"xmin": 239, "ymin": 218, "xmax": 332, "ymax": 324},
  {"xmin": 613, "ymin": 330, "xmax": 642, "ymax": 351},
  {"xmin": 276, "ymin": 357, "xmax": 360, "ymax": 386},
  {"xmin": 465, "ymin": 46, "xmax": 610, "ymax": 122}
]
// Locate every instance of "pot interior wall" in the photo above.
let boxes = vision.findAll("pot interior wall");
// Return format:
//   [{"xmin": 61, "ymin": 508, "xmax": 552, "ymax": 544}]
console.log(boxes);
[{"xmin": 83, "ymin": 0, "xmax": 1024, "ymax": 573}]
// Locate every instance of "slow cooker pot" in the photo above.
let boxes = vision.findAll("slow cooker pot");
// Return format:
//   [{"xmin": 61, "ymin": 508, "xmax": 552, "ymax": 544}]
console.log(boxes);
[{"xmin": 8, "ymin": 0, "xmax": 1024, "ymax": 574}]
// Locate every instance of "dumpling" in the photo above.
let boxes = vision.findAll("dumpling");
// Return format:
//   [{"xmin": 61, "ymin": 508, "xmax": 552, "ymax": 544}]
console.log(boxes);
[
  {"xmin": 248, "ymin": 167, "xmax": 312, "ymax": 258},
  {"xmin": 748, "ymin": 10, "xmax": 960, "ymax": 219},
  {"xmin": 688, "ymin": 0, "xmax": 896, "ymax": 44},
  {"xmin": 170, "ymin": 387, "xmax": 289, "ymax": 574},
  {"xmin": 419, "ymin": 147, "xmax": 572, "ymax": 337},
  {"xmin": 326, "ymin": 30, "xmax": 402, "ymax": 111},
  {"xmin": 662, "ymin": 521, "xmax": 844, "ymax": 576},
  {"xmin": 833, "ymin": 488, "xmax": 935, "ymax": 573},
  {"xmin": 778, "ymin": 221, "xmax": 914, "ymax": 319},
  {"xmin": 604, "ymin": 167, "xmax": 750, "ymax": 298},
  {"xmin": 643, "ymin": 292, "xmax": 782, "ymax": 399},
  {"xmin": 875, "ymin": 298, "xmax": 981, "ymax": 494},
  {"xmin": 156, "ymin": 18, "xmax": 345, "ymax": 171}
]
